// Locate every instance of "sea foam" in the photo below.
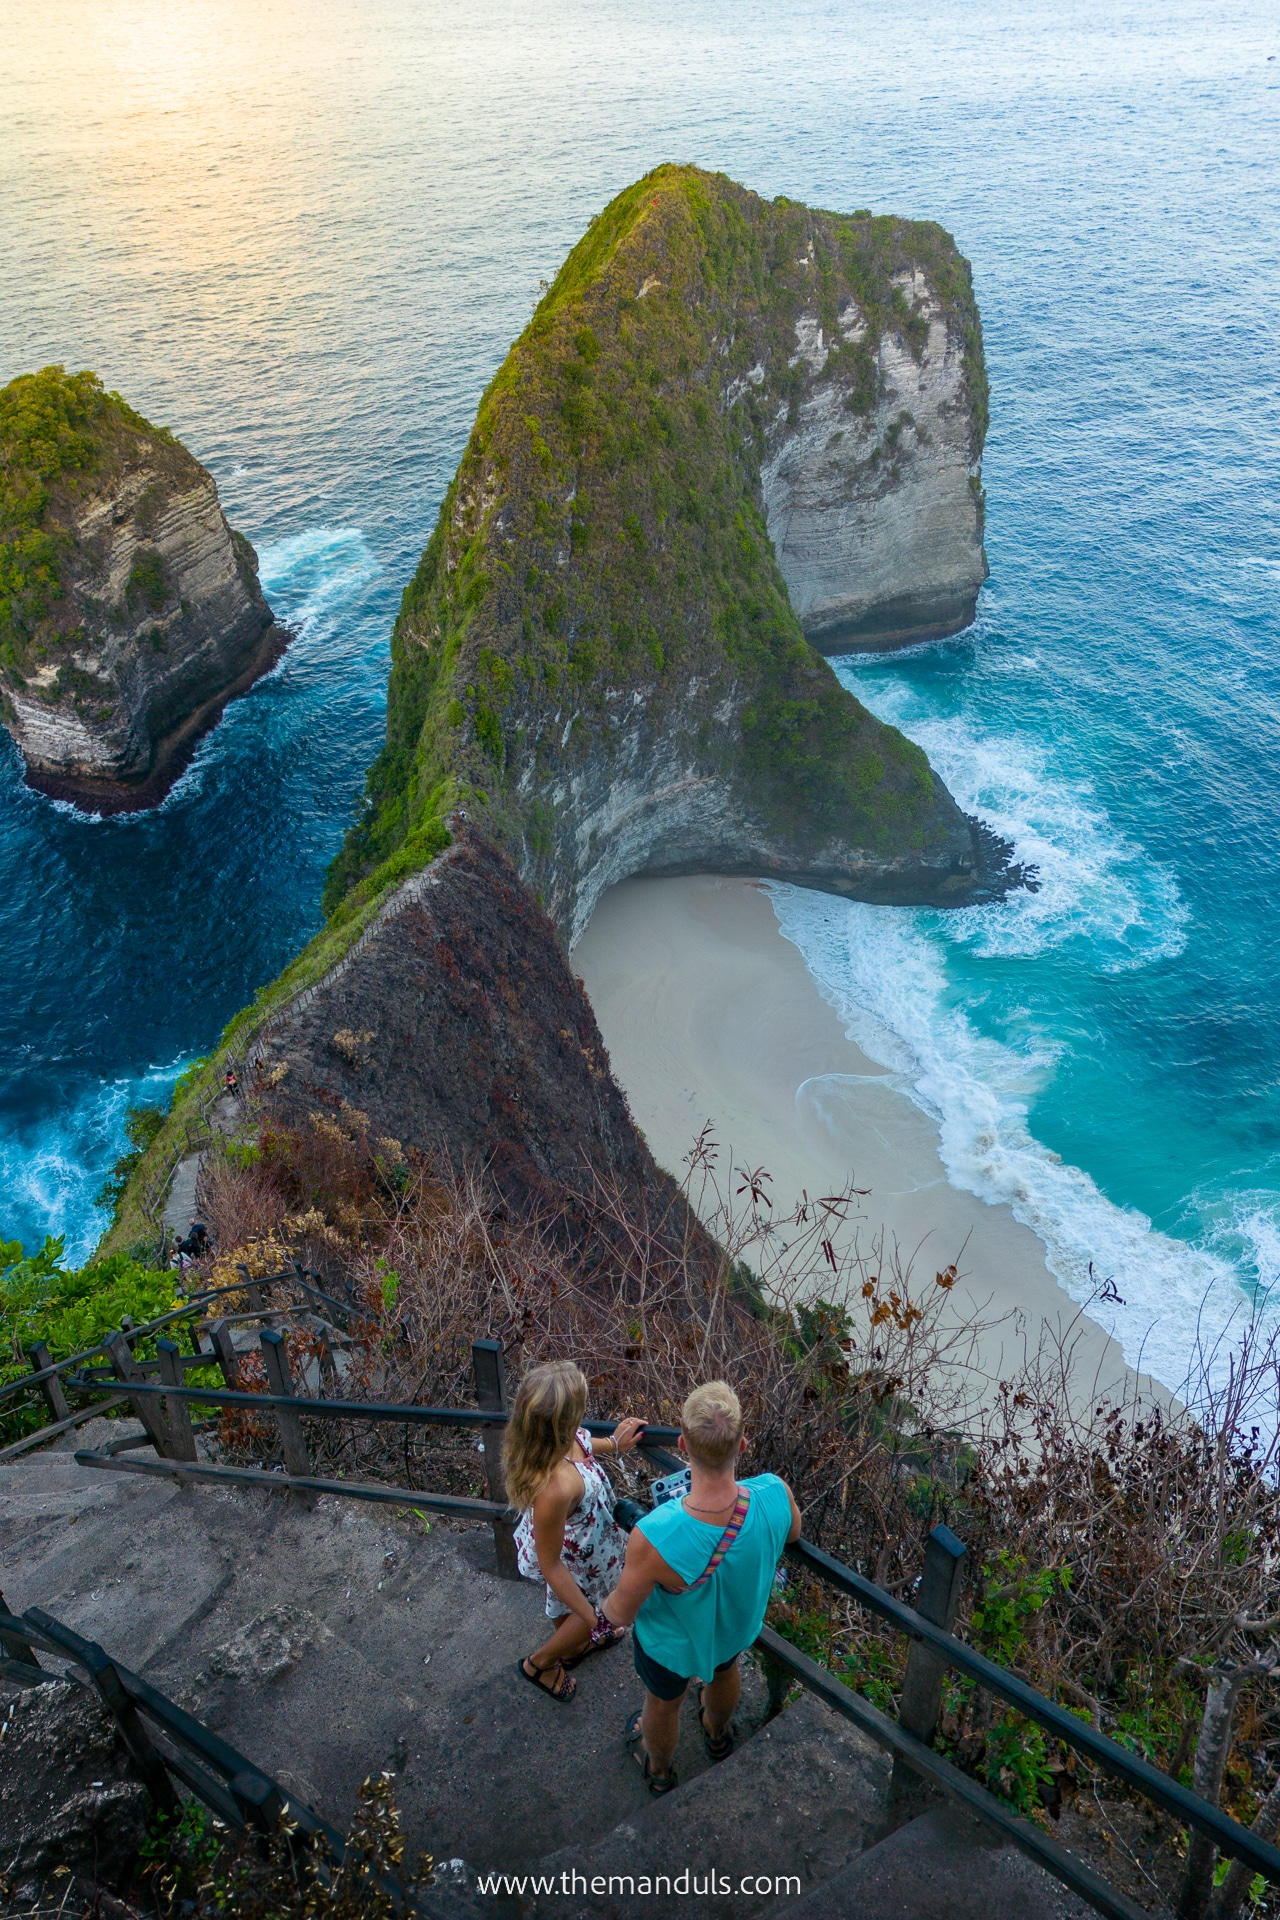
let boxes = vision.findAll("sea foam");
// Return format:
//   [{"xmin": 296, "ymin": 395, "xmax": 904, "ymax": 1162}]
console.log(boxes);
[
  {"xmin": 1, "ymin": 1057, "xmax": 189, "ymax": 1265},
  {"xmin": 767, "ymin": 670, "xmax": 1248, "ymax": 1399},
  {"xmin": 257, "ymin": 526, "xmax": 380, "ymax": 644}
]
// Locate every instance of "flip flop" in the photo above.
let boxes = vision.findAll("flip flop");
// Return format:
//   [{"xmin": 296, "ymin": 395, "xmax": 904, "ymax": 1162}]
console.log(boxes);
[{"xmin": 517, "ymin": 1656, "xmax": 576, "ymax": 1703}]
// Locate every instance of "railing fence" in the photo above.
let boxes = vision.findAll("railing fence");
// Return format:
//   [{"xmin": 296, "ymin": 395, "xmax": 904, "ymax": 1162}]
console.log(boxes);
[{"xmin": 13, "ymin": 1317, "xmax": 1280, "ymax": 1919}]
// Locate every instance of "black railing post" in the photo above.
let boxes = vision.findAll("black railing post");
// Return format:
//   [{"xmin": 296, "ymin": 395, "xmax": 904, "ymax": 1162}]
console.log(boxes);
[
  {"xmin": 886, "ymin": 1524, "xmax": 968, "ymax": 1829},
  {"xmin": 42, "ymin": 1626, "xmax": 181, "ymax": 1816},
  {"xmin": 26, "ymin": 1343, "xmax": 70, "ymax": 1424},
  {"xmin": 230, "ymin": 1768, "xmax": 287, "ymax": 1832},
  {"xmin": 900, "ymin": 1524, "xmax": 968, "ymax": 1741},
  {"xmin": 237, "ymin": 1264, "xmax": 266, "ymax": 1318},
  {"xmin": 105, "ymin": 1330, "xmax": 173, "ymax": 1458},
  {"xmin": 259, "ymin": 1330, "xmax": 312, "ymax": 1478},
  {"xmin": 472, "ymin": 1339, "xmax": 519, "ymax": 1579},
  {"xmin": 0, "ymin": 1591, "xmax": 40, "ymax": 1672},
  {"xmin": 156, "ymin": 1340, "xmax": 197, "ymax": 1463},
  {"xmin": 208, "ymin": 1318, "xmax": 242, "ymax": 1390}
]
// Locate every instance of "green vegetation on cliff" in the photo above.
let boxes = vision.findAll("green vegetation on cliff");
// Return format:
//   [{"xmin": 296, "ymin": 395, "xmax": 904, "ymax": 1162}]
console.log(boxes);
[
  {"xmin": 0, "ymin": 365, "xmax": 167, "ymax": 678},
  {"xmin": 0, "ymin": 1235, "xmax": 175, "ymax": 1443},
  {"xmin": 325, "ymin": 164, "xmax": 987, "ymax": 922}
]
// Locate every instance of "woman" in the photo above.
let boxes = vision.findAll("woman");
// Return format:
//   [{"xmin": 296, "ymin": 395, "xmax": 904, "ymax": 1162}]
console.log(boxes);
[{"xmin": 505, "ymin": 1359, "xmax": 646, "ymax": 1703}]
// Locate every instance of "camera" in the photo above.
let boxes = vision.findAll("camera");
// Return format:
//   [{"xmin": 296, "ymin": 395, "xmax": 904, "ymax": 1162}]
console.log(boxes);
[{"xmin": 612, "ymin": 1467, "xmax": 691, "ymax": 1534}]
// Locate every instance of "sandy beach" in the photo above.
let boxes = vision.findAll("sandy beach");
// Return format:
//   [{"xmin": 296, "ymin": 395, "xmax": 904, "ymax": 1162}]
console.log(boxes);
[{"xmin": 575, "ymin": 873, "xmax": 1166, "ymax": 1417}]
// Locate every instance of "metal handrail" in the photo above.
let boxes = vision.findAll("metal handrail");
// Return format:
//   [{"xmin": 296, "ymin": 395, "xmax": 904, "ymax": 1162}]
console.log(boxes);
[
  {"xmin": 784, "ymin": 1535, "xmax": 1280, "ymax": 1880},
  {"xmin": 74, "ymin": 1450, "xmax": 513, "ymax": 1519},
  {"xmin": 2, "ymin": 1270, "xmax": 347, "ymax": 1409},
  {"xmin": 62, "ymin": 1372, "xmax": 682, "ymax": 1444},
  {"xmin": 752, "ymin": 1624, "xmax": 1148, "ymax": 1920},
  {"xmin": 633, "ymin": 1438, "xmax": 1280, "ymax": 1893},
  {"xmin": 57, "ymin": 1356, "xmax": 1280, "ymax": 1895}
]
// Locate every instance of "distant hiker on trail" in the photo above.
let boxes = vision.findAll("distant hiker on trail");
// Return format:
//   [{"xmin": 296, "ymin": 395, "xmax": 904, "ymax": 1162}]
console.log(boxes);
[
  {"xmin": 180, "ymin": 1219, "xmax": 209, "ymax": 1259},
  {"xmin": 602, "ymin": 1380, "xmax": 801, "ymax": 1795},
  {"xmin": 506, "ymin": 1360, "xmax": 647, "ymax": 1703},
  {"xmin": 224, "ymin": 1069, "xmax": 239, "ymax": 1097}
]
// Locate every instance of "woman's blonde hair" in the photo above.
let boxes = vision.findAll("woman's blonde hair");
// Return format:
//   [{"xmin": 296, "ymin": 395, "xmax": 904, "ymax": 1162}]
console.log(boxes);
[{"xmin": 503, "ymin": 1360, "xmax": 589, "ymax": 1510}]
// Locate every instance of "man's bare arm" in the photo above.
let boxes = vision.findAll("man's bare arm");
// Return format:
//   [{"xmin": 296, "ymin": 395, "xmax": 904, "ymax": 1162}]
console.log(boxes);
[
  {"xmin": 785, "ymin": 1483, "xmax": 802, "ymax": 1544},
  {"xmin": 602, "ymin": 1527, "xmax": 683, "ymax": 1626}
]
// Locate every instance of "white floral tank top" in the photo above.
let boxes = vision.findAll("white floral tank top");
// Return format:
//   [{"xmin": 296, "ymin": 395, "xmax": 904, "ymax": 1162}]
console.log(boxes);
[{"xmin": 515, "ymin": 1426, "xmax": 627, "ymax": 1615}]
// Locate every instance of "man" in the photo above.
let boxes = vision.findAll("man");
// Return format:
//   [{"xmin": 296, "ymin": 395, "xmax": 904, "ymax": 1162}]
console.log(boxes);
[
  {"xmin": 603, "ymin": 1381, "xmax": 801, "ymax": 1794},
  {"xmin": 186, "ymin": 1218, "xmax": 209, "ymax": 1257}
]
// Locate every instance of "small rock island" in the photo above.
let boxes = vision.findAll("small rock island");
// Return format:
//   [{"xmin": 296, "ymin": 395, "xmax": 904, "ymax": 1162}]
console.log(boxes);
[{"xmin": 0, "ymin": 366, "xmax": 281, "ymax": 812}]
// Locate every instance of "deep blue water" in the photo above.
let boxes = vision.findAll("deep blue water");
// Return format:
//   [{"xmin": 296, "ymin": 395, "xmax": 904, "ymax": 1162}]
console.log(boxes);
[{"xmin": 2, "ymin": 0, "xmax": 1278, "ymax": 1388}]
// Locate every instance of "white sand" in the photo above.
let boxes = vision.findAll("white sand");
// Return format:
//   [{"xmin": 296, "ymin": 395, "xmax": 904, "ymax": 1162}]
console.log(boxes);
[{"xmin": 574, "ymin": 873, "xmax": 1165, "ymax": 1415}]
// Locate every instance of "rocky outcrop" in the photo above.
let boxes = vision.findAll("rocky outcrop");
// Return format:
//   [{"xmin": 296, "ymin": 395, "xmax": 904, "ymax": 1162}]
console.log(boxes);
[
  {"xmin": 256, "ymin": 826, "xmax": 712, "ymax": 1236},
  {"xmin": 326, "ymin": 166, "xmax": 1010, "ymax": 945},
  {"xmin": 761, "ymin": 266, "xmax": 988, "ymax": 651},
  {"xmin": 0, "ymin": 366, "xmax": 280, "ymax": 812},
  {"xmin": 0, "ymin": 1679, "xmax": 148, "ymax": 1892}
]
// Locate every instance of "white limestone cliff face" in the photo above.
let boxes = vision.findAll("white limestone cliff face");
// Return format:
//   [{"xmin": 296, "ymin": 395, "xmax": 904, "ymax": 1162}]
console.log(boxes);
[
  {"xmin": 517, "ymin": 677, "xmax": 980, "ymax": 946},
  {"xmin": 1, "ymin": 437, "xmax": 277, "ymax": 809},
  {"xmin": 758, "ymin": 268, "xmax": 988, "ymax": 653}
]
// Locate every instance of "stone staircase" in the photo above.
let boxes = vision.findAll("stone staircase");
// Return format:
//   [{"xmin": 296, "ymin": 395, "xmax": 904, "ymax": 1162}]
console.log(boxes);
[{"xmin": 1, "ymin": 1426, "xmax": 1102, "ymax": 1919}]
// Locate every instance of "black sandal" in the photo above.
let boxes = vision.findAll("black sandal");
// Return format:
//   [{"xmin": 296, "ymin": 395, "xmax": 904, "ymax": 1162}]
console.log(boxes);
[
  {"xmin": 518, "ymin": 1656, "xmax": 576, "ymax": 1703},
  {"xmin": 697, "ymin": 1684, "xmax": 734, "ymax": 1762},
  {"xmin": 624, "ymin": 1708, "xmax": 678, "ymax": 1795}
]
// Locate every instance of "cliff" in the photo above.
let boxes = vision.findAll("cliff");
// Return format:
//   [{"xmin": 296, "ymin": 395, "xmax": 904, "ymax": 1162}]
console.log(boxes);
[
  {"xmin": 0, "ymin": 366, "xmax": 280, "ymax": 812},
  {"xmin": 250, "ymin": 825, "xmax": 711, "ymax": 1242},
  {"xmin": 325, "ymin": 165, "xmax": 1007, "ymax": 945},
  {"xmin": 761, "ymin": 259, "xmax": 988, "ymax": 651}
]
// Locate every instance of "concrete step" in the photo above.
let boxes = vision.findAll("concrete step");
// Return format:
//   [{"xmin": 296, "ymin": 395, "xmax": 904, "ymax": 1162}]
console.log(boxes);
[
  {"xmin": 162, "ymin": 1153, "xmax": 202, "ymax": 1238},
  {"xmin": 526, "ymin": 1693, "xmax": 890, "ymax": 1920},
  {"xmin": 777, "ymin": 1804, "xmax": 1098, "ymax": 1920},
  {"xmin": 0, "ymin": 1448, "xmax": 763, "ymax": 1873},
  {"xmin": 1, "ymin": 1444, "xmax": 1109, "ymax": 1920}
]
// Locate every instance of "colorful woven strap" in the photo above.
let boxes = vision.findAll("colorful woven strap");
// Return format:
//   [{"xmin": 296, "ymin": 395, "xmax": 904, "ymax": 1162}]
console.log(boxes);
[{"xmin": 689, "ymin": 1487, "xmax": 751, "ymax": 1590}]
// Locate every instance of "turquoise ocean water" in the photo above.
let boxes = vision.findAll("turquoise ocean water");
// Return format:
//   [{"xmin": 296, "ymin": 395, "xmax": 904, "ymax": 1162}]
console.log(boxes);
[{"xmin": 2, "ymin": 0, "xmax": 1277, "ymax": 1391}]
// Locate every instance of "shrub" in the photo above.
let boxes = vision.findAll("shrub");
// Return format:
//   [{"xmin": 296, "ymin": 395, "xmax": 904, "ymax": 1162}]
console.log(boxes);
[{"xmin": 0, "ymin": 1241, "xmax": 175, "ymax": 1442}]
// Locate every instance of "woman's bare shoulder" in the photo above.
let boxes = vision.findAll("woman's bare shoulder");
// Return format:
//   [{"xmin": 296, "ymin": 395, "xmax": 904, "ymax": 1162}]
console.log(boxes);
[{"xmin": 533, "ymin": 1458, "xmax": 582, "ymax": 1519}]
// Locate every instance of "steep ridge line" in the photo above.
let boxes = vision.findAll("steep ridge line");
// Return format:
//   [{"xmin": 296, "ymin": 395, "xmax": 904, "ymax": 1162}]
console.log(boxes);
[{"xmin": 139, "ymin": 831, "xmax": 470, "ymax": 1230}]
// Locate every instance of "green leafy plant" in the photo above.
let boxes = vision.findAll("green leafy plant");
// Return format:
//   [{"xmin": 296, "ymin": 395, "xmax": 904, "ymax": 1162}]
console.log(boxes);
[{"xmin": 0, "ymin": 1246, "xmax": 175, "ymax": 1442}]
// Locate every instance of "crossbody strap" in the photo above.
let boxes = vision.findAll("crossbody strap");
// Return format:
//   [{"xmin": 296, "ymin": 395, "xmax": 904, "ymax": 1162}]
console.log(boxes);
[{"xmin": 688, "ymin": 1486, "xmax": 751, "ymax": 1590}]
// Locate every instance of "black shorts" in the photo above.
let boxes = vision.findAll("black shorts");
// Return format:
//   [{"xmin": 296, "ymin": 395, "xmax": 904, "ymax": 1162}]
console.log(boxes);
[{"xmin": 632, "ymin": 1631, "xmax": 738, "ymax": 1702}]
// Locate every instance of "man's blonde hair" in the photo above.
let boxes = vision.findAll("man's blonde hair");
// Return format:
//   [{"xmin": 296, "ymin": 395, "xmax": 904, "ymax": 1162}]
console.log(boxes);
[
  {"xmin": 681, "ymin": 1380, "xmax": 743, "ymax": 1470},
  {"xmin": 503, "ymin": 1360, "xmax": 589, "ymax": 1509}
]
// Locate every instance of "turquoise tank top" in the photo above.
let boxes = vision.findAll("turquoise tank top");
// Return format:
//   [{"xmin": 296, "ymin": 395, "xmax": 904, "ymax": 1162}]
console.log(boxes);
[{"xmin": 634, "ymin": 1473, "xmax": 792, "ymax": 1680}]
